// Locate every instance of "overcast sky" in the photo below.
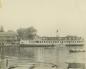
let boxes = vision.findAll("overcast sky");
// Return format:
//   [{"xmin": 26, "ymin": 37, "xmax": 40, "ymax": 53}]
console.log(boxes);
[{"xmin": 0, "ymin": 0, "xmax": 86, "ymax": 37}]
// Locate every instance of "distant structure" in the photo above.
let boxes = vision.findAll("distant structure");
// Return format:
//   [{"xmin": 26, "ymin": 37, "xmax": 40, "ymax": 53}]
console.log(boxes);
[
  {"xmin": 0, "ymin": 26, "xmax": 4, "ymax": 32},
  {"xmin": 56, "ymin": 29, "xmax": 59, "ymax": 37}
]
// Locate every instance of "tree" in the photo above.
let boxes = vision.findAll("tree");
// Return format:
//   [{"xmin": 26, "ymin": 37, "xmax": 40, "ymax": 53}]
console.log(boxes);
[
  {"xmin": 17, "ymin": 28, "xmax": 25, "ymax": 39},
  {"xmin": 25, "ymin": 26, "xmax": 37, "ymax": 39},
  {"xmin": 17, "ymin": 26, "xmax": 37, "ymax": 39}
]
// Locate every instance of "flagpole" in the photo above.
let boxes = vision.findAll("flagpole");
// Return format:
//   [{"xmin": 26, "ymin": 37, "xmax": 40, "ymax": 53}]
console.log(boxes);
[{"xmin": 56, "ymin": 29, "xmax": 59, "ymax": 37}]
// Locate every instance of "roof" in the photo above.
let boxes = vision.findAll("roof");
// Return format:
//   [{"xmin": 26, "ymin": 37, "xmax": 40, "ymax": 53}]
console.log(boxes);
[
  {"xmin": 0, "ymin": 31, "xmax": 18, "ymax": 36},
  {"xmin": 40, "ymin": 36, "xmax": 83, "ymax": 40}
]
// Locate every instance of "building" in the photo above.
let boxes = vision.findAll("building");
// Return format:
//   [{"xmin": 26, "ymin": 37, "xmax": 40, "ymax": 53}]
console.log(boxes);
[
  {"xmin": 0, "ymin": 29, "xmax": 19, "ymax": 57},
  {"xmin": 20, "ymin": 35, "xmax": 86, "ymax": 69},
  {"xmin": 0, "ymin": 31, "xmax": 18, "ymax": 46}
]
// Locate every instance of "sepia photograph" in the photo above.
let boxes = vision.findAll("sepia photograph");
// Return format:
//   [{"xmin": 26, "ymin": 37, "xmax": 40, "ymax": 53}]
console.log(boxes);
[{"xmin": 0, "ymin": 0, "xmax": 86, "ymax": 69}]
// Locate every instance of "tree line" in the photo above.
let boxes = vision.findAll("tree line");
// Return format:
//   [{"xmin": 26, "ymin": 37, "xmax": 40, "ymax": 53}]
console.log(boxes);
[{"xmin": 0, "ymin": 26, "xmax": 38, "ymax": 40}]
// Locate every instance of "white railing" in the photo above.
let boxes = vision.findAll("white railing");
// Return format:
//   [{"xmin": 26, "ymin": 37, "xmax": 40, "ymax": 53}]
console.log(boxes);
[{"xmin": 20, "ymin": 40, "xmax": 84, "ymax": 45}]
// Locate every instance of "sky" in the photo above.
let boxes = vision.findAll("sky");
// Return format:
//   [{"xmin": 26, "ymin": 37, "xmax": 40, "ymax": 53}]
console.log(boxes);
[{"xmin": 0, "ymin": 0, "xmax": 86, "ymax": 37}]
